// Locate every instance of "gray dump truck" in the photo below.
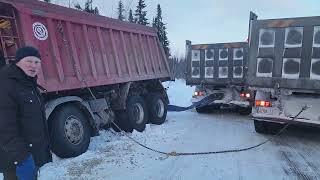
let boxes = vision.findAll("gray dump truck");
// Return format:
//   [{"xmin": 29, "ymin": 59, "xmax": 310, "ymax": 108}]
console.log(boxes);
[
  {"xmin": 248, "ymin": 13, "xmax": 320, "ymax": 134},
  {"xmin": 185, "ymin": 41, "xmax": 253, "ymax": 114}
]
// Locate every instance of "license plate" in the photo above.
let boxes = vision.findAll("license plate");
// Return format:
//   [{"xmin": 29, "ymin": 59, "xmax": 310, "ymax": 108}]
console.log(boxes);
[{"xmin": 258, "ymin": 107, "xmax": 272, "ymax": 114}]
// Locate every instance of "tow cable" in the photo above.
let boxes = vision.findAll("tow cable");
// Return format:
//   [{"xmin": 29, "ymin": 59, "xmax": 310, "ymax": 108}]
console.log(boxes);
[
  {"xmin": 111, "ymin": 106, "xmax": 308, "ymax": 157},
  {"xmin": 75, "ymin": 64, "xmax": 308, "ymax": 157},
  {"xmin": 83, "ymin": 83, "xmax": 308, "ymax": 157}
]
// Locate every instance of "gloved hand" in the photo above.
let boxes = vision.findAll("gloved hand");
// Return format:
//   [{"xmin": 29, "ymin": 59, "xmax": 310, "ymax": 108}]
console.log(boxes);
[{"xmin": 16, "ymin": 154, "xmax": 37, "ymax": 180}]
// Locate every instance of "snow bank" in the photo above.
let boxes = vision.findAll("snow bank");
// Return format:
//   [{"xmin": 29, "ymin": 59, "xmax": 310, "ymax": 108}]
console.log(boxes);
[{"xmin": 163, "ymin": 79, "xmax": 194, "ymax": 106}]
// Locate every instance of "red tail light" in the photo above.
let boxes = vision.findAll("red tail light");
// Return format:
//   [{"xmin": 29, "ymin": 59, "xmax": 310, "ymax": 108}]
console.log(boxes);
[
  {"xmin": 255, "ymin": 100, "xmax": 272, "ymax": 107},
  {"xmin": 240, "ymin": 93, "xmax": 251, "ymax": 98},
  {"xmin": 194, "ymin": 91, "xmax": 205, "ymax": 97}
]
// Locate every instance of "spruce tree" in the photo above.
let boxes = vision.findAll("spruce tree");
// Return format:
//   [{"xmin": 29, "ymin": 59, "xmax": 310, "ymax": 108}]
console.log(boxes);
[
  {"xmin": 75, "ymin": 0, "xmax": 99, "ymax": 15},
  {"xmin": 84, "ymin": 0, "xmax": 99, "ymax": 14},
  {"xmin": 43, "ymin": 0, "xmax": 51, "ymax": 3},
  {"xmin": 94, "ymin": 7, "xmax": 99, "ymax": 15},
  {"xmin": 128, "ymin": 9, "xmax": 134, "ymax": 23},
  {"xmin": 134, "ymin": 0, "xmax": 148, "ymax": 25},
  {"xmin": 153, "ymin": 4, "xmax": 170, "ymax": 56},
  {"xmin": 117, "ymin": 0, "xmax": 125, "ymax": 21},
  {"xmin": 84, "ymin": 0, "xmax": 94, "ymax": 13},
  {"xmin": 74, "ymin": 3, "xmax": 82, "ymax": 10}
]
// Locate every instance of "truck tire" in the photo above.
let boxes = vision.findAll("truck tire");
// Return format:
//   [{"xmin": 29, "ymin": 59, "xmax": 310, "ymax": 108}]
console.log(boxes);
[
  {"xmin": 112, "ymin": 110, "xmax": 133, "ymax": 133},
  {"xmin": 196, "ymin": 105, "xmax": 220, "ymax": 113},
  {"xmin": 238, "ymin": 107, "xmax": 252, "ymax": 115},
  {"xmin": 126, "ymin": 95, "xmax": 149, "ymax": 132},
  {"xmin": 146, "ymin": 93, "xmax": 167, "ymax": 125},
  {"xmin": 268, "ymin": 122, "xmax": 284, "ymax": 135},
  {"xmin": 254, "ymin": 120, "xmax": 284, "ymax": 135},
  {"xmin": 254, "ymin": 120, "xmax": 268, "ymax": 134},
  {"xmin": 196, "ymin": 106, "xmax": 210, "ymax": 113},
  {"xmin": 49, "ymin": 105, "xmax": 91, "ymax": 158}
]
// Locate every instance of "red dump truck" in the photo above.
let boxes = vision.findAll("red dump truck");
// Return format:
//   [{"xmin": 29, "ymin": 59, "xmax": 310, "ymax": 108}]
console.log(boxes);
[{"xmin": 0, "ymin": 0, "xmax": 171, "ymax": 158}]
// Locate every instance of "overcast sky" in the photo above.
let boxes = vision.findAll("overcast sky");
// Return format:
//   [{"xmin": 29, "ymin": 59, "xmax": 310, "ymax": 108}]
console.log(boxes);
[{"xmin": 51, "ymin": 0, "xmax": 320, "ymax": 57}]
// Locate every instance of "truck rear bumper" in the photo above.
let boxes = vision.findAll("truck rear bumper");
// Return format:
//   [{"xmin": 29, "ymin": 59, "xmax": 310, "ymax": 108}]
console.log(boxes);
[
  {"xmin": 252, "ymin": 114, "xmax": 320, "ymax": 126},
  {"xmin": 192, "ymin": 96, "xmax": 250, "ymax": 107}
]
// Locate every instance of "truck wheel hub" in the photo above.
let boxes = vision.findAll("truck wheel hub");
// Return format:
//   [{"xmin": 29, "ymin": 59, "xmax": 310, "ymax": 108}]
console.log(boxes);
[
  {"xmin": 155, "ymin": 99, "xmax": 165, "ymax": 118},
  {"xmin": 64, "ymin": 116, "xmax": 84, "ymax": 145},
  {"xmin": 132, "ymin": 103, "xmax": 144, "ymax": 124}
]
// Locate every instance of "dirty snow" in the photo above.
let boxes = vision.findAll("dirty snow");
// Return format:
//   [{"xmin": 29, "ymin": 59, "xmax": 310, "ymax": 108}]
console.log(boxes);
[{"xmin": 2, "ymin": 79, "xmax": 320, "ymax": 180}]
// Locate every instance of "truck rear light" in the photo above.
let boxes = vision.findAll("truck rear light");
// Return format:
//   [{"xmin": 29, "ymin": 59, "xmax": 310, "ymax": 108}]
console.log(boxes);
[
  {"xmin": 240, "ymin": 93, "xmax": 251, "ymax": 98},
  {"xmin": 194, "ymin": 91, "xmax": 205, "ymax": 97},
  {"xmin": 255, "ymin": 100, "xmax": 272, "ymax": 107}
]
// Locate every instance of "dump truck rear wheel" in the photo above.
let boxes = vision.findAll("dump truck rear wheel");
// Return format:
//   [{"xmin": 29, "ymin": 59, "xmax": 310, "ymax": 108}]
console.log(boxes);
[
  {"xmin": 254, "ymin": 120, "xmax": 283, "ymax": 135},
  {"xmin": 49, "ymin": 105, "xmax": 91, "ymax": 158},
  {"xmin": 126, "ymin": 95, "xmax": 149, "ymax": 132},
  {"xmin": 196, "ymin": 106, "xmax": 210, "ymax": 113},
  {"xmin": 238, "ymin": 107, "xmax": 252, "ymax": 115},
  {"xmin": 146, "ymin": 93, "xmax": 167, "ymax": 125},
  {"xmin": 254, "ymin": 120, "xmax": 268, "ymax": 134},
  {"xmin": 112, "ymin": 110, "xmax": 133, "ymax": 133},
  {"xmin": 196, "ymin": 105, "xmax": 220, "ymax": 113}
]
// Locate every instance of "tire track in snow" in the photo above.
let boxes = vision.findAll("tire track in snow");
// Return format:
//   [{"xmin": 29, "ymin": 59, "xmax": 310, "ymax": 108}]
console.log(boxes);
[
  {"xmin": 299, "ymin": 153, "xmax": 320, "ymax": 178},
  {"xmin": 275, "ymin": 128, "xmax": 320, "ymax": 180},
  {"xmin": 280, "ymin": 151, "xmax": 314, "ymax": 180}
]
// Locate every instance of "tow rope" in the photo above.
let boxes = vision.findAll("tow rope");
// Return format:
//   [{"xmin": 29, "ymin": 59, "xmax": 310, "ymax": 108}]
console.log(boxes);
[
  {"xmin": 112, "ymin": 106, "xmax": 308, "ymax": 156},
  {"xmin": 167, "ymin": 93, "xmax": 223, "ymax": 112},
  {"xmin": 75, "ymin": 60, "xmax": 308, "ymax": 157}
]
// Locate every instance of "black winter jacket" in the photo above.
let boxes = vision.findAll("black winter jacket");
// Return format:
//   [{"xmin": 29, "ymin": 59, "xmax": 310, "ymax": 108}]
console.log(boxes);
[{"xmin": 0, "ymin": 64, "xmax": 52, "ymax": 172}]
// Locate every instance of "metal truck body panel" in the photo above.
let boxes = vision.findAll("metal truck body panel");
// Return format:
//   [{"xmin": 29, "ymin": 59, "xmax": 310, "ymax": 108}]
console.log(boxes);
[
  {"xmin": 248, "ymin": 15, "xmax": 320, "ymax": 91},
  {"xmin": 247, "ymin": 13, "xmax": 320, "ymax": 133},
  {"xmin": 186, "ymin": 41, "xmax": 248, "ymax": 86},
  {"xmin": 0, "ymin": 0, "xmax": 170, "ymax": 93}
]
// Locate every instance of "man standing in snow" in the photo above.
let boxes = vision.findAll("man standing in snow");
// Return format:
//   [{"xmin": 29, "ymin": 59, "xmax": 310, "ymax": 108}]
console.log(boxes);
[{"xmin": 0, "ymin": 46, "xmax": 52, "ymax": 180}]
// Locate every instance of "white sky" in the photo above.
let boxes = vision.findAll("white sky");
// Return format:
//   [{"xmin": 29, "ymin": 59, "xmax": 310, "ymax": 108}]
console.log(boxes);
[{"xmin": 52, "ymin": 0, "xmax": 320, "ymax": 57}]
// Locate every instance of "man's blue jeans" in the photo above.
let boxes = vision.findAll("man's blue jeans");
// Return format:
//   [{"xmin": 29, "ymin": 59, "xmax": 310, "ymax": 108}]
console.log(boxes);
[
  {"xmin": 3, "ymin": 154, "xmax": 37, "ymax": 180},
  {"xmin": 16, "ymin": 155, "xmax": 37, "ymax": 180}
]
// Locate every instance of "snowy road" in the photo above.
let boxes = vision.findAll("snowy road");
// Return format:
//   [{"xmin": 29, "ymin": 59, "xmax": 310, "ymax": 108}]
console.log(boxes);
[
  {"xmin": 41, "ymin": 111, "xmax": 320, "ymax": 180},
  {"xmin": 1, "ymin": 80, "xmax": 320, "ymax": 180}
]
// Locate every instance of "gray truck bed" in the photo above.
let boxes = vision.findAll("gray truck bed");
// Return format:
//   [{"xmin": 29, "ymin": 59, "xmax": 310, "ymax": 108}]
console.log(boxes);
[
  {"xmin": 186, "ymin": 41, "xmax": 248, "ymax": 86},
  {"xmin": 247, "ymin": 16, "xmax": 320, "ymax": 92}
]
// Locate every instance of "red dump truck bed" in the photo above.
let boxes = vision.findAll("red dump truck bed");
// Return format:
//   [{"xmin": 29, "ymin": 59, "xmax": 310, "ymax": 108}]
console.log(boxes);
[{"xmin": 0, "ymin": 0, "xmax": 170, "ymax": 92}]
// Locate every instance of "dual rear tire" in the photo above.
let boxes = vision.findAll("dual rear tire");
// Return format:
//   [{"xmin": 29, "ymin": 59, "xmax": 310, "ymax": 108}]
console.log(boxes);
[
  {"xmin": 254, "ymin": 120, "xmax": 284, "ymax": 135},
  {"xmin": 112, "ymin": 93, "xmax": 168, "ymax": 132},
  {"xmin": 196, "ymin": 104, "xmax": 220, "ymax": 113},
  {"xmin": 49, "ymin": 93, "xmax": 168, "ymax": 158}
]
